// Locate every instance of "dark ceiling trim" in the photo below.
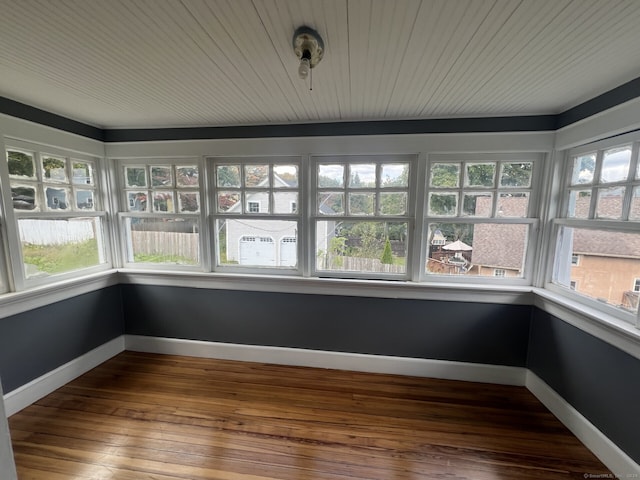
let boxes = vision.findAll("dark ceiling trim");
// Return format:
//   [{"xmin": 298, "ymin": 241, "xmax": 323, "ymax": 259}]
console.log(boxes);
[
  {"xmin": 556, "ymin": 77, "xmax": 640, "ymax": 129},
  {"xmin": 103, "ymin": 115, "xmax": 557, "ymax": 142},
  {"xmin": 0, "ymin": 97, "xmax": 104, "ymax": 141},
  {"xmin": 1, "ymin": 75, "xmax": 640, "ymax": 142}
]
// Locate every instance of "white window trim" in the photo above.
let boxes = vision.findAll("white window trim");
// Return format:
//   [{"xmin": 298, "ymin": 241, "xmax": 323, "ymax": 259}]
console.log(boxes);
[
  {"xmin": 2, "ymin": 139, "xmax": 113, "ymax": 290},
  {"xmin": 115, "ymin": 157, "xmax": 206, "ymax": 272}
]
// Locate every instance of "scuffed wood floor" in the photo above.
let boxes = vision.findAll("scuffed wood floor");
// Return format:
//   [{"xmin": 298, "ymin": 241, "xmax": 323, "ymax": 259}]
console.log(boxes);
[{"xmin": 9, "ymin": 351, "xmax": 611, "ymax": 479}]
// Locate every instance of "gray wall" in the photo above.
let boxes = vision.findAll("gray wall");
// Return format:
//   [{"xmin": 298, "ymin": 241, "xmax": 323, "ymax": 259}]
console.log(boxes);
[
  {"xmin": 0, "ymin": 286, "xmax": 124, "ymax": 394},
  {"xmin": 122, "ymin": 285, "xmax": 531, "ymax": 366},
  {"xmin": 528, "ymin": 308, "xmax": 640, "ymax": 464}
]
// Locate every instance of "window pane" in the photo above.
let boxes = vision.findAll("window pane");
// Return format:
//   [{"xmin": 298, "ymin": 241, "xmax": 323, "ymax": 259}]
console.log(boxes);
[
  {"xmin": 428, "ymin": 192, "xmax": 457, "ymax": 216},
  {"xmin": 349, "ymin": 164, "xmax": 376, "ymax": 188},
  {"xmin": 497, "ymin": 193, "xmax": 529, "ymax": 217},
  {"xmin": 245, "ymin": 192, "xmax": 269, "ymax": 214},
  {"xmin": 244, "ymin": 165, "xmax": 269, "ymax": 188},
  {"xmin": 127, "ymin": 191, "xmax": 148, "ymax": 212},
  {"xmin": 554, "ymin": 226, "xmax": 640, "ymax": 314},
  {"xmin": 380, "ymin": 192, "xmax": 407, "ymax": 215},
  {"xmin": 42, "ymin": 156, "xmax": 67, "ymax": 183},
  {"xmin": 500, "ymin": 162, "xmax": 532, "ymax": 187},
  {"xmin": 125, "ymin": 167, "xmax": 147, "ymax": 188},
  {"xmin": 45, "ymin": 187, "xmax": 70, "ymax": 210},
  {"xmin": 381, "ymin": 164, "xmax": 409, "ymax": 187},
  {"xmin": 151, "ymin": 166, "xmax": 173, "ymax": 187},
  {"xmin": 462, "ymin": 193, "xmax": 492, "ymax": 217},
  {"xmin": 152, "ymin": 191, "xmax": 175, "ymax": 213},
  {"xmin": 19, "ymin": 217, "xmax": 105, "ymax": 278},
  {"xmin": 273, "ymin": 192, "xmax": 298, "ymax": 214},
  {"xmin": 568, "ymin": 190, "xmax": 591, "ymax": 218},
  {"xmin": 8, "ymin": 150, "xmax": 35, "ymax": 179},
  {"xmin": 430, "ymin": 163, "xmax": 460, "ymax": 187},
  {"xmin": 426, "ymin": 222, "xmax": 528, "ymax": 278},
  {"xmin": 125, "ymin": 217, "xmax": 199, "ymax": 265},
  {"xmin": 11, "ymin": 185, "xmax": 38, "ymax": 211},
  {"xmin": 217, "ymin": 219, "xmax": 297, "ymax": 268},
  {"xmin": 217, "ymin": 192, "xmax": 240, "ymax": 213},
  {"xmin": 318, "ymin": 192, "xmax": 344, "ymax": 215},
  {"xmin": 465, "ymin": 163, "xmax": 495, "ymax": 188},
  {"xmin": 176, "ymin": 166, "xmax": 199, "ymax": 187},
  {"xmin": 630, "ymin": 186, "xmax": 640, "ymax": 220},
  {"xmin": 595, "ymin": 187, "xmax": 624, "ymax": 219},
  {"xmin": 600, "ymin": 146, "xmax": 631, "ymax": 183},
  {"xmin": 72, "ymin": 161, "xmax": 94, "ymax": 185},
  {"xmin": 216, "ymin": 165, "xmax": 240, "ymax": 187},
  {"xmin": 178, "ymin": 192, "xmax": 200, "ymax": 213},
  {"xmin": 349, "ymin": 192, "xmax": 375, "ymax": 215},
  {"xmin": 316, "ymin": 221, "xmax": 407, "ymax": 274},
  {"xmin": 75, "ymin": 190, "xmax": 95, "ymax": 210},
  {"xmin": 274, "ymin": 165, "xmax": 298, "ymax": 188},
  {"xmin": 318, "ymin": 164, "xmax": 344, "ymax": 187},
  {"xmin": 571, "ymin": 154, "xmax": 595, "ymax": 185}
]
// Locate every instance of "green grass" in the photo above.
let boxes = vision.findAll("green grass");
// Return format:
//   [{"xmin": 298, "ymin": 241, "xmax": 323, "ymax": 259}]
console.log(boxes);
[
  {"xmin": 23, "ymin": 239, "xmax": 100, "ymax": 275},
  {"xmin": 134, "ymin": 253, "xmax": 197, "ymax": 265}
]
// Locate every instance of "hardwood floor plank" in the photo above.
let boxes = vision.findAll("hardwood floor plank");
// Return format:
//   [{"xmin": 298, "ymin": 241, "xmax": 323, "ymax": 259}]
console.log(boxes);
[{"xmin": 9, "ymin": 352, "xmax": 612, "ymax": 479}]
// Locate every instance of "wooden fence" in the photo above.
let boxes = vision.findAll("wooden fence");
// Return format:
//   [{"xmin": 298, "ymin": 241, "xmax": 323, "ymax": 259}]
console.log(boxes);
[
  {"xmin": 132, "ymin": 231, "xmax": 199, "ymax": 262},
  {"xmin": 317, "ymin": 255, "xmax": 405, "ymax": 274}
]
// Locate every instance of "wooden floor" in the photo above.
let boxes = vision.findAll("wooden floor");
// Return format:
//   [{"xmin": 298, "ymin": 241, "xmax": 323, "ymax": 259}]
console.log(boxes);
[{"xmin": 9, "ymin": 351, "xmax": 610, "ymax": 479}]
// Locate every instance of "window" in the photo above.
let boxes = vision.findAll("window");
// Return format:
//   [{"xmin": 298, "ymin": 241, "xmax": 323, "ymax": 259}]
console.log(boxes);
[
  {"xmin": 553, "ymin": 135, "xmax": 640, "ymax": 320},
  {"xmin": 119, "ymin": 161, "xmax": 202, "ymax": 267},
  {"xmin": 313, "ymin": 155, "xmax": 414, "ymax": 278},
  {"xmin": 425, "ymin": 154, "xmax": 539, "ymax": 281},
  {"xmin": 211, "ymin": 158, "xmax": 300, "ymax": 270},
  {"xmin": 4, "ymin": 142, "xmax": 108, "ymax": 285}
]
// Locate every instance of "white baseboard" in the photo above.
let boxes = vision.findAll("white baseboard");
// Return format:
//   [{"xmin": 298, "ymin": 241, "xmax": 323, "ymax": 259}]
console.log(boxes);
[
  {"xmin": 3, "ymin": 336, "xmax": 125, "ymax": 417},
  {"xmin": 526, "ymin": 371, "xmax": 639, "ymax": 476},
  {"xmin": 124, "ymin": 334, "xmax": 527, "ymax": 386}
]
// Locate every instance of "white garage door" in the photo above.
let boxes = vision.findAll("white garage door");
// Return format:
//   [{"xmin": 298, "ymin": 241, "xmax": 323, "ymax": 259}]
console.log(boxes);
[
  {"xmin": 280, "ymin": 237, "xmax": 297, "ymax": 267},
  {"xmin": 239, "ymin": 236, "xmax": 275, "ymax": 266}
]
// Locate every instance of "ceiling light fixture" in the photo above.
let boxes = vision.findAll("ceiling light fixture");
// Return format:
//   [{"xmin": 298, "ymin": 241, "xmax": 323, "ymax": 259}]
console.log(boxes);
[{"xmin": 292, "ymin": 26, "xmax": 324, "ymax": 90}]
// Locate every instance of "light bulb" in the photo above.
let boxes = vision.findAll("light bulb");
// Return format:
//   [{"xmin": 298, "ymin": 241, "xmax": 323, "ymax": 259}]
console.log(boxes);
[{"xmin": 298, "ymin": 57, "xmax": 310, "ymax": 79}]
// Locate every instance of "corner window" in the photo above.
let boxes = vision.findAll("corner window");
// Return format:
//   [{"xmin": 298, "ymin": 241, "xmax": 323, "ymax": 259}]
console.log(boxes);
[
  {"xmin": 119, "ymin": 161, "xmax": 202, "ymax": 267},
  {"xmin": 5, "ymin": 143, "xmax": 108, "ymax": 285},
  {"xmin": 211, "ymin": 157, "xmax": 300, "ymax": 271},
  {"xmin": 425, "ymin": 155, "xmax": 539, "ymax": 281},
  {"xmin": 553, "ymin": 136, "xmax": 640, "ymax": 321}
]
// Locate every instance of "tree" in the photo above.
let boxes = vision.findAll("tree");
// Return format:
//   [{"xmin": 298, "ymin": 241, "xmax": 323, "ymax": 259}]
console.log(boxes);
[
  {"xmin": 380, "ymin": 238, "xmax": 393, "ymax": 264},
  {"xmin": 8, "ymin": 151, "xmax": 34, "ymax": 177},
  {"xmin": 466, "ymin": 163, "xmax": 495, "ymax": 187},
  {"xmin": 500, "ymin": 162, "xmax": 532, "ymax": 187}
]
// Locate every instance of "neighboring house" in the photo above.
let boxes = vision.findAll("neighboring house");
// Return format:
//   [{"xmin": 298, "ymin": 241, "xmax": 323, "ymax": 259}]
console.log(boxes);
[{"xmin": 225, "ymin": 174, "xmax": 330, "ymax": 267}]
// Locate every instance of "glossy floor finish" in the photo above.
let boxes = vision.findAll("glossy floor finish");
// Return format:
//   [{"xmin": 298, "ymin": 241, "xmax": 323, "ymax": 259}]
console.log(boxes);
[{"xmin": 9, "ymin": 352, "xmax": 610, "ymax": 479}]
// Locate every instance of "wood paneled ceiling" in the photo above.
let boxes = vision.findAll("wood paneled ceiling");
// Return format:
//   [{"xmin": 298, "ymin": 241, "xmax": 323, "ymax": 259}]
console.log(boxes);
[{"xmin": 1, "ymin": 0, "xmax": 639, "ymax": 129}]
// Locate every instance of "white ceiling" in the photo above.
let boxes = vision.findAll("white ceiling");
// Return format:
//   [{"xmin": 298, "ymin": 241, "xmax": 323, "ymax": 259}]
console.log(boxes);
[{"xmin": 1, "ymin": 0, "xmax": 640, "ymax": 129}]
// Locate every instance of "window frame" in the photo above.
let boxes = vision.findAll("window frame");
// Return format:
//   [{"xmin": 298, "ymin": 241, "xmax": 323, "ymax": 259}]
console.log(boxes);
[
  {"xmin": 116, "ymin": 157, "xmax": 206, "ymax": 271},
  {"xmin": 2, "ymin": 139, "xmax": 112, "ymax": 290},
  {"xmin": 547, "ymin": 131, "xmax": 640, "ymax": 327},
  {"xmin": 310, "ymin": 154, "xmax": 417, "ymax": 281},
  {"xmin": 209, "ymin": 156, "xmax": 303, "ymax": 275},
  {"xmin": 421, "ymin": 153, "xmax": 543, "ymax": 286}
]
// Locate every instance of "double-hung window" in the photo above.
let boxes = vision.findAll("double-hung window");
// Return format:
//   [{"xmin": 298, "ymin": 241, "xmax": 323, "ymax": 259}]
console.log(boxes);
[
  {"xmin": 4, "ymin": 141, "xmax": 109, "ymax": 287},
  {"xmin": 119, "ymin": 160, "xmax": 203, "ymax": 268},
  {"xmin": 312, "ymin": 155, "xmax": 415, "ymax": 279},
  {"xmin": 211, "ymin": 157, "xmax": 301, "ymax": 272},
  {"xmin": 424, "ymin": 154, "xmax": 540, "ymax": 282},
  {"xmin": 552, "ymin": 133, "xmax": 640, "ymax": 324}
]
